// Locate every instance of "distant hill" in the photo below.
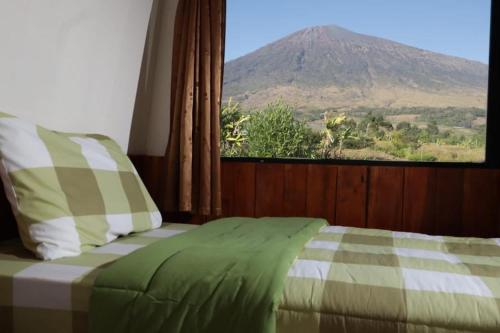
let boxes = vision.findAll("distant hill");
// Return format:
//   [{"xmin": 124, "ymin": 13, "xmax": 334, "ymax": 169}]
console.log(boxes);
[{"xmin": 223, "ymin": 25, "xmax": 488, "ymax": 111}]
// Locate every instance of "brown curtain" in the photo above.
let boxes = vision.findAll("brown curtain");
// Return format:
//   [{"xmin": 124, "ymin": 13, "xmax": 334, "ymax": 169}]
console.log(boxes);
[{"xmin": 163, "ymin": 0, "xmax": 225, "ymax": 216}]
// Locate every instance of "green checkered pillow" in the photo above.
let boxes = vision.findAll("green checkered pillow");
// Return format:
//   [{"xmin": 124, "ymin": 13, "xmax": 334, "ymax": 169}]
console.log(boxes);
[{"xmin": 0, "ymin": 112, "xmax": 162, "ymax": 260}]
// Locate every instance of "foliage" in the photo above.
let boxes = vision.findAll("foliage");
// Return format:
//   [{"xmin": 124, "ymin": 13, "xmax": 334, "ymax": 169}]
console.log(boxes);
[
  {"xmin": 466, "ymin": 125, "xmax": 486, "ymax": 148},
  {"xmin": 350, "ymin": 106, "xmax": 486, "ymax": 129},
  {"xmin": 220, "ymin": 99, "xmax": 250, "ymax": 157},
  {"xmin": 220, "ymin": 99, "xmax": 486, "ymax": 162},
  {"xmin": 407, "ymin": 153, "xmax": 438, "ymax": 162},
  {"xmin": 318, "ymin": 114, "xmax": 352, "ymax": 158},
  {"xmin": 245, "ymin": 100, "xmax": 320, "ymax": 158},
  {"xmin": 426, "ymin": 121, "xmax": 439, "ymax": 136},
  {"xmin": 396, "ymin": 122, "xmax": 411, "ymax": 131},
  {"xmin": 358, "ymin": 113, "xmax": 393, "ymax": 138},
  {"xmin": 317, "ymin": 113, "xmax": 376, "ymax": 158}
]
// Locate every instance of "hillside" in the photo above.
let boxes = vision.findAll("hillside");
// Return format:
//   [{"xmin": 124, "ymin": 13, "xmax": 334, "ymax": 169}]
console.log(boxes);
[{"xmin": 223, "ymin": 25, "xmax": 488, "ymax": 111}]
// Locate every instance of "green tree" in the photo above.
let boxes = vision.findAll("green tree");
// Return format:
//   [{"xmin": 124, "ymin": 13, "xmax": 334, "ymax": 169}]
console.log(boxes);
[
  {"xmin": 358, "ymin": 113, "xmax": 393, "ymax": 139},
  {"xmin": 220, "ymin": 99, "xmax": 250, "ymax": 157},
  {"xmin": 426, "ymin": 121, "xmax": 439, "ymax": 136},
  {"xmin": 396, "ymin": 122, "xmax": 411, "ymax": 131},
  {"xmin": 320, "ymin": 114, "xmax": 359, "ymax": 158},
  {"xmin": 246, "ymin": 100, "xmax": 320, "ymax": 158}
]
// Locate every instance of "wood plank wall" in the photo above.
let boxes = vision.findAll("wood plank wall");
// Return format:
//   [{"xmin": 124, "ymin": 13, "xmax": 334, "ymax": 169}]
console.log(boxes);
[
  {"xmin": 4, "ymin": 157, "xmax": 498, "ymax": 240},
  {"xmin": 130, "ymin": 157, "xmax": 500, "ymax": 238},
  {"xmin": 224, "ymin": 162, "xmax": 500, "ymax": 237}
]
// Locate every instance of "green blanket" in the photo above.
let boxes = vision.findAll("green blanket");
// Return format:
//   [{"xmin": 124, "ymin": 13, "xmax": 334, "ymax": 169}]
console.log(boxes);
[{"xmin": 89, "ymin": 217, "xmax": 326, "ymax": 333}]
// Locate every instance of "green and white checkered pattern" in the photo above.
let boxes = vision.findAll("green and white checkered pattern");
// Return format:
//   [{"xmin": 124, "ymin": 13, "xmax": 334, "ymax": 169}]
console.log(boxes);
[
  {"xmin": 1, "ymin": 223, "xmax": 499, "ymax": 333},
  {"xmin": 0, "ymin": 223, "xmax": 197, "ymax": 333},
  {"xmin": 0, "ymin": 112, "xmax": 162, "ymax": 260},
  {"xmin": 278, "ymin": 226, "xmax": 500, "ymax": 333}
]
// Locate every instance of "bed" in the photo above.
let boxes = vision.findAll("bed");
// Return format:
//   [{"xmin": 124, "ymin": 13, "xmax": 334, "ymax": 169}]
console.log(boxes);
[{"xmin": 1, "ymin": 219, "xmax": 499, "ymax": 333}]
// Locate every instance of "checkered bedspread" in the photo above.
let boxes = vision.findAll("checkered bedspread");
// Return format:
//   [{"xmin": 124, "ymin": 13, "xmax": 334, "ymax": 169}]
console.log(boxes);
[
  {"xmin": 279, "ymin": 226, "xmax": 500, "ymax": 333},
  {"xmin": 1, "ymin": 223, "xmax": 500, "ymax": 333},
  {"xmin": 0, "ymin": 223, "xmax": 197, "ymax": 333}
]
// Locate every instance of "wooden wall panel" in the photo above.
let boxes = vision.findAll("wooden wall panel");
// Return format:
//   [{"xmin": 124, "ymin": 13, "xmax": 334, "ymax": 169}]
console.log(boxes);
[
  {"xmin": 306, "ymin": 165, "xmax": 337, "ymax": 223},
  {"xmin": 221, "ymin": 161, "xmax": 235, "ymax": 217},
  {"xmin": 5, "ymin": 155, "xmax": 497, "ymax": 240},
  {"xmin": 462, "ymin": 169, "xmax": 500, "ymax": 237},
  {"xmin": 3, "ymin": 157, "xmax": 500, "ymax": 239},
  {"xmin": 255, "ymin": 163, "xmax": 285, "ymax": 217},
  {"xmin": 124, "ymin": 157, "xmax": 500, "ymax": 238},
  {"xmin": 367, "ymin": 167, "xmax": 404, "ymax": 231},
  {"xmin": 9, "ymin": 156, "xmax": 486, "ymax": 239},
  {"xmin": 283, "ymin": 164, "xmax": 308, "ymax": 216},
  {"xmin": 336, "ymin": 166, "xmax": 367, "ymax": 228},
  {"xmin": 221, "ymin": 163, "xmax": 255, "ymax": 217},
  {"xmin": 232, "ymin": 162, "xmax": 256, "ymax": 217},
  {"xmin": 434, "ymin": 169, "xmax": 464, "ymax": 236},
  {"xmin": 403, "ymin": 168, "xmax": 436, "ymax": 234}
]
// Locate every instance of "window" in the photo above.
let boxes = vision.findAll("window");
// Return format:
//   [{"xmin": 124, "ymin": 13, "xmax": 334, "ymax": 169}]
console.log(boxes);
[{"xmin": 221, "ymin": 0, "xmax": 495, "ymax": 164}]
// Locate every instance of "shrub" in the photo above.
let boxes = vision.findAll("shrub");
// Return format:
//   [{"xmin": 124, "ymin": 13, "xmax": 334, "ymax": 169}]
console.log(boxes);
[
  {"xmin": 320, "ymin": 114, "xmax": 359, "ymax": 158},
  {"xmin": 343, "ymin": 136, "xmax": 374, "ymax": 149},
  {"xmin": 246, "ymin": 100, "xmax": 320, "ymax": 158},
  {"xmin": 408, "ymin": 153, "xmax": 438, "ymax": 162}
]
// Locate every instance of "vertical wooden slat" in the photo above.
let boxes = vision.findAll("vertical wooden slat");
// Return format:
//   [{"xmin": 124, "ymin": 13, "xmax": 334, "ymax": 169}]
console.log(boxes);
[
  {"xmin": 403, "ymin": 168, "xmax": 436, "ymax": 234},
  {"xmin": 462, "ymin": 169, "xmax": 500, "ymax": 237},
  {"xmin": 336, "ymin": 166, "xmax": 367, "ymax": 227},
  {"xmin": 189, "ymin": 215, "xmax": 208, "ymax": 225},
  {"xmin": 221, "ymin": 162, "xmax": 257, "ymax": 217},
  {"xmin": 283, "ymin": 164, "xmax": 308, "ymax": 216},
  {"xmin": 232, "ymin": 162, "xmax": 256, "ymax": 217},
  {"xmin": 367, "ymin": 166, "xmax": 404, "ymax": 231},
  {"xmin": 255, "ymin": 163, "xmax": 285, "ymax": 217},
  {"xmin": 128, "ymin": 158, "xmax": 500, "ymax": 237},
  {"xmin": 434, "ymin": 168, "xmax": 464, "ymax": 236},
  {"xmin": 221, "ymin": 161, "xmax": 235, "ymax": 216},
  {"xmin": 306, "ymin": 165, "xmax": 337, "ymax": 224}
]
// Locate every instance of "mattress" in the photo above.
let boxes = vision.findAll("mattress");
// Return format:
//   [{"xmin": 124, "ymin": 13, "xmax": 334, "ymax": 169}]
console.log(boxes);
[{"xmin": 1, "ymin": 223, "xmax": 500, "ymax": 333}]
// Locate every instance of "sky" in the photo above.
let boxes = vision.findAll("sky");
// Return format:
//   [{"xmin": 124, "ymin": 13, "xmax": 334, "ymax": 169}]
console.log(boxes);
[{"xmin": 225, "ymin": 0, "xmax": 491, "ymax": 63}]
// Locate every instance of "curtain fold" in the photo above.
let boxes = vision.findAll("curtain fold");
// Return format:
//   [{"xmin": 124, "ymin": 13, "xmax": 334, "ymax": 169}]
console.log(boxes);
[{"xmin": 163, "ymin": 0, "xmax": 225, "ymax": 216}]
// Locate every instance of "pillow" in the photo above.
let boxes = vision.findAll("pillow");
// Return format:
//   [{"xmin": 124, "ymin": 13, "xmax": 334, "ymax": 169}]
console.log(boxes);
[{"xmin": 0, "ymin": 112, "xmax": 162, "ymax": 260}]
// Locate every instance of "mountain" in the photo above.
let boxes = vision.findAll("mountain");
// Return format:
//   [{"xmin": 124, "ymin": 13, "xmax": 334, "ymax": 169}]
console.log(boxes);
[{"xmin": 223, "ymin": 25, "xmax": 489, "ymax": 111}]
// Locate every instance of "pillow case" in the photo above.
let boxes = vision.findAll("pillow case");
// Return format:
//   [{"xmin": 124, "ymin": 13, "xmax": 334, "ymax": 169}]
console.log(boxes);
[{"xmin": 0, "ymin": 112, "xmax": 162, "ymax": 260}]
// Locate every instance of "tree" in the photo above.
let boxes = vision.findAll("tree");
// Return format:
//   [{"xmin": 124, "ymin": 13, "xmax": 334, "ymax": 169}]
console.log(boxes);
[
  {"xmin": 426, "ymin": 121, "xmax": 439, "ymax": 136},
  {"xmin": 358, "ymin": 113, "xmax": 393, "ymax": 139},
  {"xmin": 220, "ymin": 99, "xmax": 250, "ymax": 157},
  {"xmin": 396, "ymin": 122, "xmax": 411, "ymax": 131},
  {"xmin": 245, "ymin": 100, "xmax": 320, "ymax": 158},
  {"xmin": 320, "ymin": 114, "xmax": 358, "ymax": 158}
]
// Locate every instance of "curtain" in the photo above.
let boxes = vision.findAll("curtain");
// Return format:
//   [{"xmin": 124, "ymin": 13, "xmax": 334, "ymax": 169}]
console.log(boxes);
[{"xmin": 163, "ymin": 0, "xmax": 225, "ymax": 216}]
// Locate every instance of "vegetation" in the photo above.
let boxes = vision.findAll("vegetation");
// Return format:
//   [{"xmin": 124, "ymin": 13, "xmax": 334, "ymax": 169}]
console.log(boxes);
[
  {"xmin": 220, "ymin": 100, "xmax": 486, "ymax": 163},
  {"xmin": 221, "ymin": 98, "xmax": 250, "ymax": 157}
]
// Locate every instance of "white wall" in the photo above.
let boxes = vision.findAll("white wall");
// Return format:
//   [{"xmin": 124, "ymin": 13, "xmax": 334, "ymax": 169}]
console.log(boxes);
[
  {"xmin": 0, "ymin": 0, "xmax": 154, "ymax": 151},
  {"xmin": 128, "ymin": 0, "xmax": 178, "ymax": 156}
]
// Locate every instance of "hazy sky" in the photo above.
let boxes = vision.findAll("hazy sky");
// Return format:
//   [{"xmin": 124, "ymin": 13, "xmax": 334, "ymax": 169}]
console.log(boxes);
[{"xmin": 225, "ymin": 0, "xmax": 491, "ymax": 63}]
